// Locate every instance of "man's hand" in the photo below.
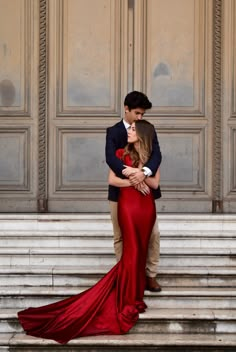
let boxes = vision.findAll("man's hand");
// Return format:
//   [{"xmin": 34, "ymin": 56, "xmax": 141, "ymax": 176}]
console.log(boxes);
[
  {"xmin": 129, "ymin": 170, "xmax": 146, "ymax": 185},
  {"xmin": 122, "ymin": 165, "xmax": 139, "ymax": 177},
  {"xmin": 135, "ymin": 182, "xmax": 150, "ymax": 195}
]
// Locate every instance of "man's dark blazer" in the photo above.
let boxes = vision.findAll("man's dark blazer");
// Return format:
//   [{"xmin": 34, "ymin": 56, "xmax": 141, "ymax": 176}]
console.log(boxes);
[{"xmin": 105, "ymin": 120, "xmax": 162, "ymax": 201}]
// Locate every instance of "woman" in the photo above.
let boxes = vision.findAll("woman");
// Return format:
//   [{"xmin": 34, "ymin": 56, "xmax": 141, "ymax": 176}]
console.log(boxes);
[{"xmin": 17, "ymin": 120, "xmax": 160, "ymax": 344}]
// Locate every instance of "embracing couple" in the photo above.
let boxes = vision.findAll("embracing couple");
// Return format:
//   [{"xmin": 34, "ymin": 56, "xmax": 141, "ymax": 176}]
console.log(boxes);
[
  {"xmin": 17, "ymin": 91, "xmax": 162, "ymax": 344},
  {"xmin": 106, "ymin": 90, "xmax": 162, "ymax": 293}
]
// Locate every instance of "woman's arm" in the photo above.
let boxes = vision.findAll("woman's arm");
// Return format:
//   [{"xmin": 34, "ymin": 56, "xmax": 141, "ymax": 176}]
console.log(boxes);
[
  {"xmin": 108, "ymin": 169, "xmax": 131, "ymax": 188},
  {"xmin": 144, "ymin": 168, "xmax": 160, "ymax": 190}
]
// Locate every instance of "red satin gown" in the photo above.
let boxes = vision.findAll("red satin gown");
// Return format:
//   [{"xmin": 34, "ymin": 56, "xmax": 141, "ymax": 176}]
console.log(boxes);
[{"xmin": 18, "ymin": 149, "xmax": 156, "ymax": 344}]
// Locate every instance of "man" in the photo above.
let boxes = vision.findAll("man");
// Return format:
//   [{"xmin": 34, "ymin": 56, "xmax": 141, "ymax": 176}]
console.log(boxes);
[{"xmin": 105, "ymin": 91, "xmax": 162, "ymax": 292}]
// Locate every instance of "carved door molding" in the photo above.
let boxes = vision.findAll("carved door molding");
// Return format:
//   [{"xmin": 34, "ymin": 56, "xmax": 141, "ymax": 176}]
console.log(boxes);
[{"xmin": 38, "ymin": 0, "xmax": 48, "ymax": 212}]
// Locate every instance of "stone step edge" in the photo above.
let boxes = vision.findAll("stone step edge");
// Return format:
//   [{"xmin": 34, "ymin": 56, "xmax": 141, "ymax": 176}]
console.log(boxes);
[
  {"xmin": 0, "ymin": 265, "xmax": 236, "ymax": 275},
  {"xmin": 1, "ymin": 308, "xmax": 236, "ymax": 321},
  {"xmin": 0, "ymin": 213, "xmax": 236, "ymax": 221},
  {"xmin": 1, "ymin": 230, "xmax": 236, "ymax": 238},
  {"xmin": 1, "ymin": 332, "xmax": 236, "ymax": 347},
  {"xmin": 1, "ymin": 286, "xmax": 236, "ymax": 296},
  {"xmin": 1, "ymin": 247, "xmax": 236, "ymax": 255}
]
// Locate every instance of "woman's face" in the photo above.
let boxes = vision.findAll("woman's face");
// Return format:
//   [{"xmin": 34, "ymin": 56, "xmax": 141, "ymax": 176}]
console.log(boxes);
[{"xmin": 127, "ymin": 122, "xmax": 139, "ymax": 144}]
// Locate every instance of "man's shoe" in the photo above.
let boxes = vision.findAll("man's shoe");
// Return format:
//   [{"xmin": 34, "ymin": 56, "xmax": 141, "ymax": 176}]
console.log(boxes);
[{"xmin": 146, "ymin": 277, "xmax": 162, "ymax": 292}]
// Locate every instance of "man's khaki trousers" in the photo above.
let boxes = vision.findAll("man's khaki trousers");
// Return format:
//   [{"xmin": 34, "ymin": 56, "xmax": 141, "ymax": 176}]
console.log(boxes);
[{"xmin": 109, "ymin": 201, "xmax": 160, "ymax": 278}]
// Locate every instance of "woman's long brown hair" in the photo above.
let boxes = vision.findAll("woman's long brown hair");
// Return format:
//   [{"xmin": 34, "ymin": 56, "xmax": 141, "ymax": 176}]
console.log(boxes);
[{"xmin": 123, "ymin": 120, "xmax": 155, "ymax": 167}]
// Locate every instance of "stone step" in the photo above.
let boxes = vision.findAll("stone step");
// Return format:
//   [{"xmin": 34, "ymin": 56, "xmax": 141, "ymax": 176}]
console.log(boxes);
[
  {"xmin": 1, "ymin": 213, "xmax": 235, "ymax": 351},
  {"xmin": 1, "ymin": 229, "xmax": 236, "ymax": 236},
  {"xmin": 1, "ymin": 332, "xmax": 236, "ymax": 351},
  {"xmin": 0, "ymin": 247, "xmax": 235, "ymax": 266},
  {"xmin": 0, "ymin": 231, "xmax": 235, "ymax": 248},
  {"xmin": 1, "ymin": 308, "xmax": 236, "ymax": 335},
  {"xmin": 1, "ymin": 286, "xmax": 236, "ymax": 310},
  {"xmin": 0, "ymin": 265, "xmax": 235, "ymax": 287},
  {"xmin": 0, "ymin": 214, "xmax": 236, "ymax": 232}
]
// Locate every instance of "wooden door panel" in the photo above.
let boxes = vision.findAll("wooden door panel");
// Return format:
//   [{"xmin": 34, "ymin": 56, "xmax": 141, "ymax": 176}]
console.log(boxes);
[
  {"xmin": 57, "ymin": 0, "xmax": 121, "ymax": 114},
  {"xmin": 134, "ymin": 0, "xmax": 213, "ymax": 212},
  {"xmin": 48, "ymin": 0, "xmax": 125, "ymax": 211},
  {"xmin": 0, "ymin": 0, "xmax": 38, "ymax": 212}
]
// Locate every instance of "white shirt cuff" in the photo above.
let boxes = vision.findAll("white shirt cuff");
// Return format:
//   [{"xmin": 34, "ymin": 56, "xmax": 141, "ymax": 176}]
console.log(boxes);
[{"xmin": 142, "ymin": 167, "xmax": 152, "ymax": 177}]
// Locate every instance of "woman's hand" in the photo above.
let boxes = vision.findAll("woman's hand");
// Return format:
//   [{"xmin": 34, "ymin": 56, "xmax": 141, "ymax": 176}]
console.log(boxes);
[
  {"xmin": 122, "ymin": 165, "xmax": 140, "ymax": 177},
  {"xmin": 135, "ymin": 182, "xmax": 150, "ymax": 195}
]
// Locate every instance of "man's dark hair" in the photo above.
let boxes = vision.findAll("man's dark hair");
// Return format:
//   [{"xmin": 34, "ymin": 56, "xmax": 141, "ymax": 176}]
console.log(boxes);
[{"xmin": 124, "ymin": 91, "xmax": 152, "ymax": 110}]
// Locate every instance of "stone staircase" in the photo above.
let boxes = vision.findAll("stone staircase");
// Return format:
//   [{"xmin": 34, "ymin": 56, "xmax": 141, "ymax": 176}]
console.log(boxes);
[{"xmin": 0, "ymin": 214, "xmax": 236, "ymax": 351}]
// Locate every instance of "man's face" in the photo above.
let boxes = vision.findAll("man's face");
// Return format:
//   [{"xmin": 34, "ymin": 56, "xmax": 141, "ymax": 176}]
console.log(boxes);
[{"xmin": 124, "ymin": 106, "xmax": 145, "ymax": 124}]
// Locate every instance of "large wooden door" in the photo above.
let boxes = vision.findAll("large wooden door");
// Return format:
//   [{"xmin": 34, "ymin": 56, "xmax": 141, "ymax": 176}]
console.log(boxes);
[
  {"xmin": 47, "ymin": 0, "xmax": 214, "ymax": 212},
  {"xmin": 0, "ymin": 0, "xmax": 235, "ymax": 213}
]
